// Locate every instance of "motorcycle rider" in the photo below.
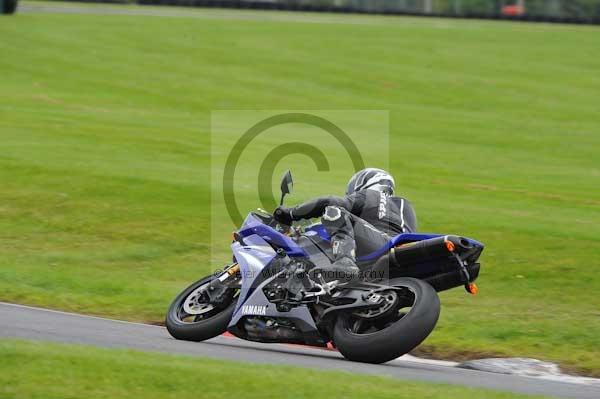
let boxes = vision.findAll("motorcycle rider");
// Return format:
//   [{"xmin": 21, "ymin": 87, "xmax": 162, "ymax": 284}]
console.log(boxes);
[{"xmin": 274, "ymin": 168, "xmax": 417, "ymax": 283}]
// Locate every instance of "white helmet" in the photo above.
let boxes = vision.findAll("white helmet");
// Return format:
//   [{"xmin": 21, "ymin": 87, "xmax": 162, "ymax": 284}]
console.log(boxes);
[{"xmin": 346, "ymin": 168, "xmax": 395, "ymax": 195}]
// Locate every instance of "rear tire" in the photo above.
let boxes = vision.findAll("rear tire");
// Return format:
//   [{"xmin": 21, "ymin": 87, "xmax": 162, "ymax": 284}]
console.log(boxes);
[
  {"xmin": 333, "ymin": 277, "xmax": 440, "ymax": 364},
  {"xmin": 166, "ymin": 276, "xmax": 237, "ymax": 342}
]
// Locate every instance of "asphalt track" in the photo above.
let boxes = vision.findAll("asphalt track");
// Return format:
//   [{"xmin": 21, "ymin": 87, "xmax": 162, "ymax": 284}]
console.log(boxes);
[{"xmin": 1, "ymin": 302, "xmax": 599, "ymax": 398}]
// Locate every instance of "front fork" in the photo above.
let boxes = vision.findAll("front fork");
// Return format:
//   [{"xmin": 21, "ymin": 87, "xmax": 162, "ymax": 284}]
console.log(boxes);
[{"xmin": 204, "ymin": 263, "xmax": 241, "ymax": 304}]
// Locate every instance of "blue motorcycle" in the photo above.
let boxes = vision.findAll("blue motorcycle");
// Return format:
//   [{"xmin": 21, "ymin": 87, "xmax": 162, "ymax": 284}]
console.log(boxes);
[{"xmin": 166, "ymin": 171, "xmax": 484, "ymax": 363}]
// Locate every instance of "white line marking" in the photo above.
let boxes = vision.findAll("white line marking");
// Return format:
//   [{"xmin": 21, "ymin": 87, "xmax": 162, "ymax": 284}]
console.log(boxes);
[{"xmin": 0, "ymin": 302, "xmax": 163, "ymax": 328}]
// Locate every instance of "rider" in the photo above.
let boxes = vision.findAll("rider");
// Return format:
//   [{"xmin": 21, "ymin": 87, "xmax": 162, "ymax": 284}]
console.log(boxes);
[{"xmin": 273, "ymin": 168, "xmax": 417, "ymax": 282}]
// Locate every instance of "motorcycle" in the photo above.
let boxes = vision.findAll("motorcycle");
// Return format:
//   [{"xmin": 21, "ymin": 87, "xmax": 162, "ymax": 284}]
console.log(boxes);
[{"xmin": 166, "ymin": 171, "xmax": 484, "ymax": 363}]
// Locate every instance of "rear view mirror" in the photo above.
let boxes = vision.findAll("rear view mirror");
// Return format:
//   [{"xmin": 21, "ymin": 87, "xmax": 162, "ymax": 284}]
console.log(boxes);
[{"xmin": 279, "ymin": 170, "xmax": 293, "ymax": 205}]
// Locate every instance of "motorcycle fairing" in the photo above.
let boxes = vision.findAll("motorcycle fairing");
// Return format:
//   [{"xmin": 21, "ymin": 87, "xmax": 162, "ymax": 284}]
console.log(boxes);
[
  {"xmin": 228, "ymin": 216, "xmax": 318, "ymax": 337},
  {"xmin": 237, "ymin": 213, "xmax": 305, "ymax": 257},
  {"xmin": 231, "ymin": 239, "xmax": 276, "ymax": 314},
  {"xmin": 226, "ymin": 265, "xmax": 318, "ymax": 334},
  {"xmin": 227, "ymin": 243, "xmax": 319, "ymax": 342}
]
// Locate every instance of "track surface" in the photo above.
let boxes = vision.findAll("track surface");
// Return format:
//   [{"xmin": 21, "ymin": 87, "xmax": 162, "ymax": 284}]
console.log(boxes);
[{"xmin": 1, "ymin": 303, "xmax": 598, "ymax": 398}]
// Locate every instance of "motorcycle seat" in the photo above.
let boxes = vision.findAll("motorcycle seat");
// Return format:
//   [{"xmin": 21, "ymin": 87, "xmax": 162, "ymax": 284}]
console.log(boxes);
[{"xmin": 303, "ymin": 224, "xmax": 482, "ymax": 264}]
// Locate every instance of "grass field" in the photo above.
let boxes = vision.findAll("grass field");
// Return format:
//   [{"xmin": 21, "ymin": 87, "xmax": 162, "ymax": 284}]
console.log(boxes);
[
  {"xmin": 1, "ymin": 1, "xmax": 599, "ymax": 376},
  {"xmin": 0, "ymin": 339, "xmax": 555, "ymax": 399}
]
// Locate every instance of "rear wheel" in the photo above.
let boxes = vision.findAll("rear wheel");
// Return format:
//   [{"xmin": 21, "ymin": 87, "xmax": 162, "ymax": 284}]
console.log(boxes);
[
  {"xmin": 166, "ymin": 276, "xmax": 238, "ymax": 342},
  {"xmin": 333, "ymin": 277, "xmax": 440, "ymax": 364}
]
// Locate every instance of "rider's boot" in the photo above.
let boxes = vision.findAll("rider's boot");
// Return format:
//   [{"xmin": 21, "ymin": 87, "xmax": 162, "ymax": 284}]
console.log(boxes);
[{"xmin": 312, "ymin": 235, "xmax": 360, "ymax": 285}]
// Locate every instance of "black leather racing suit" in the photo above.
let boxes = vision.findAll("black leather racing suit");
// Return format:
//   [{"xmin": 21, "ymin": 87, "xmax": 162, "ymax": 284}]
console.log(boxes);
[{"xmin": 287, "ymin": 190, "xmax": 417, "ymax": 260}]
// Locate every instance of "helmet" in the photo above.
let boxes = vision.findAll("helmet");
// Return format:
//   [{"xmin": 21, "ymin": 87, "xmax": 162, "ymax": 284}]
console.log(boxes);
[{"xmin": 346, "ymin": 168, "xmax": 395, "ymax": 195}]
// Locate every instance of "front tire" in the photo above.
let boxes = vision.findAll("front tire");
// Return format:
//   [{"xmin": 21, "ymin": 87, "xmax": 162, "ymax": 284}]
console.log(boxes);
[
  {"xmin": 166, "ymin": 276, "xmax": 238, "ymax": 342},
  {"xmin": 333, "ymin": 277, "xmax": 440, "ymax": 364}
]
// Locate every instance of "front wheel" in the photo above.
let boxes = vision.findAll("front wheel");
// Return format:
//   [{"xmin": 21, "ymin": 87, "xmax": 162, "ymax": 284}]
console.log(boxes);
[
  {"xmin": 166, "ymin": 276, "xmax": 238, "ymax": 342},
  {"xmin": 333, "ymin": 277, "xmax": 440, "ymax": 364}
]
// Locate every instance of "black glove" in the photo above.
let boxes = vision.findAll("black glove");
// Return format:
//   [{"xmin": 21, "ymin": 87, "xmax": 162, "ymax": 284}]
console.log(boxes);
[{"xmin": 273, "ymin": 206, "xmax": 293, "ymax": 225}]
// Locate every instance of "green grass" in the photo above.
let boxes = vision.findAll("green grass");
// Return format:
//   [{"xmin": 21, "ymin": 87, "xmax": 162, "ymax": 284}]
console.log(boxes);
[
  {"xmin": 1, "ymin": 1, "xmax": 599, "ymax": 376},
  {"xmin": 0, "ymin": 339, "xmax": 555, "ymax": 399}
]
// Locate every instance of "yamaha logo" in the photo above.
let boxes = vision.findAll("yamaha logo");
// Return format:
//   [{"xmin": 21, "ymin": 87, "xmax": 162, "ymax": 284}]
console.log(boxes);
[{"xmin": 242, "ymin": 305, "xmax": 267, "ymax": 316}]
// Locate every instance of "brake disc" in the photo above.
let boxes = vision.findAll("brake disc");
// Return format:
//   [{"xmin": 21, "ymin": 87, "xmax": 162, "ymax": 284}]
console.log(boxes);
[{"xmin": 183, "ymin": 285, "xmax": 215, "ymax": 315}]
